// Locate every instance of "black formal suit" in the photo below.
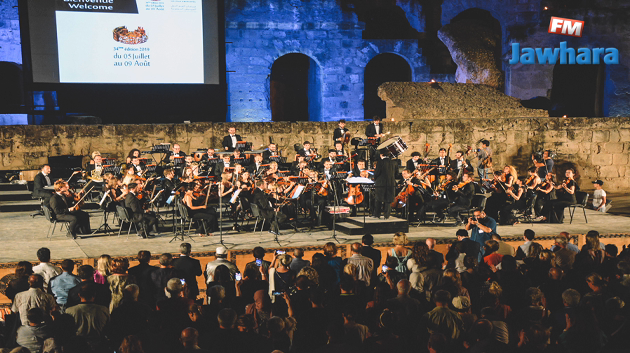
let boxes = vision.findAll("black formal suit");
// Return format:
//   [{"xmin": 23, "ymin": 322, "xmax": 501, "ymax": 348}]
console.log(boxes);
[
  {"xmin": 128, "ymin": 262, "xmax": 158, "ymax": 306},
  {"xmin": 222, "ymin": 134, "xmax": 242, "ymax": 152},
  {"xmin": 263, "ymin": 149, "xmax": 279, "ymax": 163},
  {"xmin": 333, "ymin": 127, "xmax": 348, "ymax": 142},
  {"xmin": 214, "ymin": 161, "xmax": 234, "ymax": 177},
  {"xmin": 249, "ymin": 162, "xmax": 266, "ymax": 175},
  {"xmin": 373, "ymin": 157, "xmax": 397, "ymax": 218},
  {"xmin": 448, "ymin": 182, "xmax": 475, "ymax": 222},
  {"xmin": 365, "ymin": 123, "xmax": 385, "ymax": 138},
  {"xmin": 449, "ymin": 159, "xmax": 474, "ymax": 176},
  {"xmin": 361, "ymin": 245, "xmax": 382, "ymax": 284},
  {"xmin": 33, "ymin": 172, "xmax": 53, "ymax": 202},
  {"xmin": 124, "ymin": 192, "xmax": 157, "ymax": 237},
  {"xmin": 173, "ymin": 255, "xmax": 203, "ymax": 299},
  {"xmin": 406, "ymin": 158, "xmax": 422, "ymax": 172},
  {"xmin": 253, "ymin": 188, "xmax": 286, "ymax": 233},
  {"xmin": 49, "ymin": 193, "xmax": 91, "ymax": 237},
  {"xmin": 318, "ymin": 157, "xmax": 338, "ymax": 172},
  {"xmin": 430, "ymin": 157, "xmax": 449, "ymax": 176}
]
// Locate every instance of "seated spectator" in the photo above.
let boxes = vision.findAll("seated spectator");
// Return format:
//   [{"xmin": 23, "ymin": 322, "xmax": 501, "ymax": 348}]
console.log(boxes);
[
  {"xmin": 179, "ymin": 327, "xmax": 210, "ymax": 353},
  {"xmin": 108, "ymin": 284, "xmax": 152, "ymax": 349},
  {"xmin": 16, "ymin": 308, "xmax": 53, "ymax": 353},
  {"xmin": 12, "ymin": 274, "xmax": 57, "ymax": 326},
  {"xmin": 515, "ymin": 229, "xmax": 538, "ymax": 260},
  {"xmin": 65, "ymin": 282, "xmax": 110, "ymax": 351},
  {"xmin": 107, "ymin": 257, "xmax": 136, "ymax": 313},
  {"xmin": 290, "ymin": 248, "xmax": 310, "ymax": 274},
  {"xmin": 483, "ymin": 240, "xmax": 503, "ymax": 270},
  {"xmin": 492, "ymin": 233, "xmax": 515, "ymax": 256},
  {"xmin": 66, "ymin": 265, "xmax": 112, "ymax": 309},
  {"xmin": 421, "ymin": 290, "xmax": 464, "ymax": 341}
]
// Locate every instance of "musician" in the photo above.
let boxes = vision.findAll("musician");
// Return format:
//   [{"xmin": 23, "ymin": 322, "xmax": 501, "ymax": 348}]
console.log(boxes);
[
  {"xmin": 49, "ymin": 180, "xmax": 91, "ymax": 239},
  {"xmin": 86, "ymin": 152, "xmax": 104, "ymax": 177},
  {"xmin": 253, "ymin": 180, "xmax": 287, "ymax": 235},
  {"xmin": 446, "ymin": 172, "xmax": 475, "ymax": 226},
  {"xmin": 319, "ymin": 150, "xmax": 338, "ymax": 172},
  {"xmin": 365, "ymin": 116, "xmax": 385, "ymax": 140},
  {"xmin": 162, "ymin": 169, "xmax": 180, "ymax": 197},
  {"xmin": 222, "ymin": 127, "xmax": 242, "ymax": 152},
  {"xmin": 265, "ymin": 161, "xmax": 280, "ymax": 180},
  {"xmin": 162, "ymin": 144, "xmax": 187, "ymax": 164},
  {"xmin": 263, "ymin": 143, "xmax": 280, "ymax": 162},
  {"xmin": 125, "ymin": 149, "xmax": 141, "ymax": 166},
  {"xmin": 182, "ymin": 184, "xmax": 217, "ymax": 237},
  {"xmin": 394, "ymin": 169, "xmax": 426, "ymax": 221},
  {"xmin": 122, "ymin": 166, "xmax": 137, "ymax": 185},
  {"xmin": 523, "ymin": 167, "xmax": 541, "ymax": 218},
  {"xmin": 350, "ymin": 159, "xmax": 370, "ymax": 178},
  {"xmin": 215, "ymin": 155, "xmax": 234, "ymax": 177},
  {"xmin": 333, "ymin": 119, "xmax": 348, "ymax": 142},
  {"xmin": 476, "ymin": 140, "xmax": 492, "ymax": 181},
  {"xmin": 430, "ymin": 148, "xmax": 449, "ymax": 179},
  {"xmin": 201, "ymin": 148, "xmax": 218, "ymax": 176},
  {"xmin": 302, "ymin": 170, "xmax": 327, "ymax": 227},
  {"xmin": 202, "ymin": 148, "xmax": 217, "ymax": 162},
  {"xmin": 334, "ymin": 142, "xmax": 348, "ymax": 158},
  {"xmin": 500, "ymin": 178, "xmax": 526, "ymax": 225},
  {"xmin": 250, "ymin": 154, "xmax": 266, "ymax": 176},
  {"xmin": 533, "ymin": 150, "xmax": 554, "ymax": 180},
  {"xmin": 417, "ymin": 173, "xmax": 456, "ymax": 222},
  {"xmin": 103, "ymin": 176, "xmax": 126, "ymax": 212},
  {"xmin": 299, "ymin": 141, "xmax": 318, "ymax": 162},
  {"xmin": 33, "ymin": 164, "xmax": 54, "ymax": 205},
  {"xmin": 181, "ymin": 167, "xmax": 196, "ymax": 185},
  {"xmin": 184, "ymin": 156, "xmax": 202, "ymax": 177},
  {"xmin": 130, "ymin": 157, "xmax": 146, "ymax": 176},
  {"xmin": 541, "ymin": 168, "xmax": 577, "ymax": 223},
  {"xmin": 321, "ymin": 160, "xmax": 337, "ymax": 181},
  {"xmin": 231, "ymin": 149, "xmax": 248, "ymax": 166},
  {"xmin": 485, "ymin": 166, "xmax": 517, "ymax": 221},
  {"xmin": 232, "ymin": 164, "xmax": 245, "ymax": 183},
  {"xmin": 124, "ymin": 182, "xmax": 157, "ymax": 238},
  {"xmin": 406, "ymin": 152, "xmax": 422, "ymax": 172},
  {"xmin": 449, "ymin": 151, "xmax": 474, "ymax": 179},
  {"xmin": 372, "ymin": 149, "xmax": 397, "ymax": 219},
  {"xmin": 291, "ymin": 160, "xmax": 309, "ymax": 177},
  {"xmin": 534, "ymin": 173, "xmax": 555, "ymax": 220}
]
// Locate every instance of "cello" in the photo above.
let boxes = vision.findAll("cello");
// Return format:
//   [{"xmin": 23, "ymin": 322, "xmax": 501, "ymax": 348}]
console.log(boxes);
[
  {"xmin": 391, "ymin": 178, "xmax": 414, "ymax": 209},
  {"xmin": 345, "ymin": 170, "xmax": 367, "ymax": 205}
]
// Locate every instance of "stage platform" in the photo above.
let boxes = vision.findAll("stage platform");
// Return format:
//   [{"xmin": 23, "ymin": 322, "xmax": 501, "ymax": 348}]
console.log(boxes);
[{"xmin": 2, "ymin": 205, "xmax": 630, "ymax": 264}]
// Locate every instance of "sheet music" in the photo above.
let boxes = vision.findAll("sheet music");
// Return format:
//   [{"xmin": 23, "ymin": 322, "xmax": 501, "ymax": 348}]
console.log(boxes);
[
  {"xmin": 230, "ymin": 189, "xmax": 242, "ymax": 204},
  {"xmin": 98, "ymin": 190, "xmax": 110, "ymax": 206},
  {"xmin": 291, "ymin": 185, "xmax": 305, "ymax": 199},
  {"xmin": 166, "ymin": 193, "xmax": 175, "ymax": 205}
]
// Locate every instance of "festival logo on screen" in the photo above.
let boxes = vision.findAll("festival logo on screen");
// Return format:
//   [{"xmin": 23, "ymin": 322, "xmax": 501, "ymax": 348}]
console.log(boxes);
[
  {"xmin": 113, "ymin": 26, "xmax": 148, "ymax": 44},
  {"xmin": 145, "ymin": 0, "xmax": 165, "ymax": 11},
  {"xmin": 56, "ymin": 0, "xmax": 139, "ymax": 14}
]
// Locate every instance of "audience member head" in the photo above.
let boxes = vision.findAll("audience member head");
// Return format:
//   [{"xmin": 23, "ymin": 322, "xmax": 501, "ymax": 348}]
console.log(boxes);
[
  {"xmin": 267, "ymin": 316, "xmax": 286, "ymax": 336},
  {"xmin": 452, "ymin": 296, "xmax": 472, "ymax": 313},
  {"xmin": 585, "ymin": 230, "xmax": 600, "ymax": 250},
  {"xmin": 526, "ymin": 287, "xmax": 544, "ymax": 306},
  {"xmin": 36, "ymin": 247, "xmax": 51, "ymax": 263},
  {"xmin": 433, "ymin": 290, "xmax": 451, "ymax": 306},
  {"xmin": 426, "ymin": 251, "xmax": 443, "ymax": 269},
  {"xmin": 137, "ymin": 250, "xmax": 151, "ymax": 264},
  {"xmin": 297, "ymin": 267, "xmax": 319, "ymax": 286},
  {"xmin": 586, "ymin": 273, "xmax": 606, "ymax": 292},
  {"xmin": 26, "ymin": 308, "xmax": 45, "ymax": 326},
  {"xmin": 528, "ymin": 243, "xmax": 543, "ymax": 259},
  {"xmin": 252, "ymin": 246, "xmax": 265, "ymax": 260},
  {"xmin": 562, "ymin": 288, "xmax": 581, "ymax": 307},
  {"xmin": 456, "ymin": 229, "xmax": 469, "ymax": 240},
  {"xmin": 78, "ymin": 282, "xmax": 97, "ymax": 302},
  {"xmin": 218, "ymin": 308, "xmax": 238, "ymax": 329},
  {"xmin": 412, "ymin": 241, "xmax": 430, "ymax": 266},
  {"xmin": 111, "ymin": 258, "xmax": 130, "ymax": 274},
  {"xmin": 484, "ymin": 240, "xmax": 499, "ymax": 255},
  {"xmin": 215, "ymin": 246, "xmax": 228, "ymax": 259},
  {"xmin": 77, "ymin": 265, "xmax": 95, "ymax": 281},
  {"xmin": 362, "ymin": 234, "xmax": 374, "ymax": 246},
  {"xmin": 549, "ymin": 267, "xmax": 564, "ymax": 280},
  {"xmin": 500, "ymin": 255, "xmax": 517, "ymax": 271},
  {"xmin": 208, "ymin": 285, "xmax": 226, "ymax": 304},
  {"xmin": 555, "ymin": 235, "xmax": 568, "ymax": 248},
  {"xmin": 463, "ymin": 255, "xmax": 478, "ymax": 270},
  {"xmin": 180, "ymin": 327, "xmax": 199, "ymax": 349},
  {"xmin": 311, "ymin": 253, "xmax": 326, "ymax": 267},
  {"xmin": 28, "ymin": 274, "xmax": 44, "ymax": 289},
  {"xmin": 351, "ymin": 242, "xmax": 362, "ymax": 254},
  {"xmin": 15, "ymin": 261, "xmax": 34, "ymax": 279},
  {"xmin": 97, "ymin": 254, "xmax": 112, "ymax": 276},
  {"xmin": 428, "ymin": 332, "xmax": 448, "ymax": 353},
  {"xmin": 426, "ymin": 238, "xmax": 436, "ymax": 250},
  {"xmin": 278, "ymin": 254, "xmax": 293, "ymax": 269},
  {"xmin": 166, "ymin": 278, "xmax": 184, "ymax": 297},
  {"xmin": 605, "ymin": 244, "xmax": 618, "ymax": 258},
  {"xmin": 470, "ymin": 319, "xmax": 493, "ymax": 342},
  {"xmin": 393, "ymin": 232, "xmax": 408, "ymax": 246},
  {"xmin": 523, "ymin": 324, "xmax": 551, "ymax": 351},
  {"xmin": 159, "ymin": 253, "xmax": 173, "ymax": 267},
  {"xmin": 293, "ymin": 248, "xmax": 304, "ymax": 259},
  {"xmin": 119, "ymin": 335, "xmax": 145, "ymax": 353},
  {"xmin": 214, "ymin": 265, "xmax": 233, "ymax": 284},
  {"xmin": 524, "ymin": 229, "xmax": 535, "ymax": 241},
  {"xmin": 123, "ymin": 284, "xmax": 140, "ymax": 301},
  {"xmin": 323, "ymin": 242, "xmax": 338, "ymax": 257},
  {"xmin": 180, "ymin": 243, "xmax": 192, "ymax": 256}
]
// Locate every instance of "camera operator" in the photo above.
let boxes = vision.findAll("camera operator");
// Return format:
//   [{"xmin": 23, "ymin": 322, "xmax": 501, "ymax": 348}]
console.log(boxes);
[
  {"xmin": 532, "ymin": 150, "xmax": 554, "ymax": 180},
  {"xmin": 465, "ymin": 209, "xmax": 497, "ymax": 261}
]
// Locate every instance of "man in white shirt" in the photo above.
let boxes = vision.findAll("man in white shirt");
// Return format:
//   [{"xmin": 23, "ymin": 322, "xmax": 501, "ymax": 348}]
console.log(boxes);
[
  {"xmin": 346, "ymin": 243, "xmax": 374, "ymax": 286},
  {"xmin": 204, "ymin": 246, "xmax": 238, "ymax": 285},
  {"xmin": 591, "ymin": 180, "xmax": 610, "ymax": 212},
  {"xmin": 222, "ymin": 127, "xmax": 242, "ymax": 152},
  {"xmin": 33, "ymin": 248, "xmax": 62, "ymax": 291}
]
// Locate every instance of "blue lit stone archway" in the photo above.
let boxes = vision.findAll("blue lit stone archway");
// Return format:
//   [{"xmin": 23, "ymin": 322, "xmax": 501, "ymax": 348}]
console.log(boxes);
[
  {"xmin": 363, "ymin": 53, "xmax": 412, "ymax": 120},
  {"xmin": 270, "ymin": 53, "xmax": 322, "ymax": 122}
]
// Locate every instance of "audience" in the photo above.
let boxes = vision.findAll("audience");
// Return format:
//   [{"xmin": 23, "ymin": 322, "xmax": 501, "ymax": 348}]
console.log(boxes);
[
  {"xmin": 32, "ymin": 248, "xmax": 61, "ymax": 291},
  {"xmin": 4, "ymin": 230, "xmax": 630, "ymax": 353}
]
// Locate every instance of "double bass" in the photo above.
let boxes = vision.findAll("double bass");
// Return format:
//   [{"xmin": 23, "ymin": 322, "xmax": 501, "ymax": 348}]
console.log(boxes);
[{"xmin": 391, "ymin": 178, "xmax": 414, "ymax": 209}]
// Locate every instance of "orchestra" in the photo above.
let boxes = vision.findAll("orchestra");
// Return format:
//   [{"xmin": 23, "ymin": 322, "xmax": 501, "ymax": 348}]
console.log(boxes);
[{"xmin": 36, "ymin": 118, "xmax": 578, "ymax": 240}]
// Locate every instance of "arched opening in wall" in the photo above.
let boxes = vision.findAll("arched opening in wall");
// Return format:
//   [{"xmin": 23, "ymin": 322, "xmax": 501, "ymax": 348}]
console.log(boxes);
[
  {"xmin": 449, "ymin": 8, "xmax": 503, "ymax": 88},
  {"xmin": 550, "ymin": 64, "xmax": 606, "ymax": 117},
  {"xmin": 364, "ymin": 53, "xmax": 412, "ymax": 120},
  {"xmin": 270, "ymin": 54, "xmax": 321, "ymax": 122}
]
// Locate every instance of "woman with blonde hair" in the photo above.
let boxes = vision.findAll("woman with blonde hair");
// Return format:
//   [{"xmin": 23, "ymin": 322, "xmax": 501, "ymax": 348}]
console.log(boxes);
[
  {"xmin": 107, "ymin": 258, "xmax": 136, "ymax": 312},
  {"xmin": 388, "ymin": 232, "xmax": 412, "ymax": 275},
  {"xmin": 296, "ymin": 266, "xmax": 319, "ymax": 286},
  {"xmin": 94, "ymin": 254, "xmax": 112, "ymax": 284},
  {"xmin": 265, "ymin": 253, "xmax": 296, "ymax": 301}
]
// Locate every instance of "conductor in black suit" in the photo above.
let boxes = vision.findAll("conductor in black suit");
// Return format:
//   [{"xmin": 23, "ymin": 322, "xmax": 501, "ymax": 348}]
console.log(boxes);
[
  {"xmin": 49, "ymin": 180, "xmax": 91, "ymax": 238},
  {"xmin": 173, "ymin": 243, "xmax": 202, "ymax": 300},
  {"xmin": 333, "ymin": 119, "xmax": 347, "ymax": 142},
  {"xmin": 372, "ymin": 149, "xmax": 398, "ymax": 219},
  {"xmin": 222, "ymin": 127, "xmax": 242, "ymax": 152},
  {"xmin": 124, "ymin": 182, "xmax": 157, "ymax": 238},
  {"xmin": 33, "ymin": 164, "xmax": 54, "ymax": 205}
]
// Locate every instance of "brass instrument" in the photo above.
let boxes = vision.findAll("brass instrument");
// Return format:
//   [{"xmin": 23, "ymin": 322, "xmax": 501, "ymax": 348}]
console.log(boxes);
[{"xmin": 89, "ymin": 168, "xmax": 103, "ymax": 183}]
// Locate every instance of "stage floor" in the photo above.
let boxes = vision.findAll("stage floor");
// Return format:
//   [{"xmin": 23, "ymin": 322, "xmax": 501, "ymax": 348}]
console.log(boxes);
[{"xmin": 2, "ymin": 205, "xmax": 629, "ymax": 263}]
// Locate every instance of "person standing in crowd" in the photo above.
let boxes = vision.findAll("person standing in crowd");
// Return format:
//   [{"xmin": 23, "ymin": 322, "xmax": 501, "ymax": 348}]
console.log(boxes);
[
  {"xmin": 173, "ymin": 243, "xmax": 203, "ymax": 300},
  {"xmin": 32, "ymin": 248, "xmax": 61, "ymax": 291}
]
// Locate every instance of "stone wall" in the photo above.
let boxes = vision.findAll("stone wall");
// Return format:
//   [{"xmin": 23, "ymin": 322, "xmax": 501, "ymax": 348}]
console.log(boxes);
[
  {"xmin": 0, "ymin": 0, "xmax": 21, "ymax": 64},
  {"xmin": 2, "ymin": 116, "xmax": 630, "ymax": 191}
]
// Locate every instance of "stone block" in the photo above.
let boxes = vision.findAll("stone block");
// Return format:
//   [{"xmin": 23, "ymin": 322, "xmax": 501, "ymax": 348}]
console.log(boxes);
[
  {"xmin": 599, "ymin": 165, "xmax": 620, "ymax": 178},
  {"xmin": 591, "ymin": 154, "xmax": 612, "ymax": 166},
  {"xmin": 603, "ymin": 142, "xmax": 624, "ymax": 154},
  {"xmin": 592, "ymin": 130, "xmax": 610, "ymax": 143},
  {"xmin": 613, "ymin": 153, "xmax": 629, "ymax": 165}
]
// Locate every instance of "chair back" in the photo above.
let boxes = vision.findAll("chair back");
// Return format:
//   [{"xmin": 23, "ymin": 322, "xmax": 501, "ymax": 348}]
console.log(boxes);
[
  {"xmin": 177, "ymin": 200, "xmax": 191, "ymax": 220},
  {"xmin": 250, "ymin": 203, "xmax": 261, "ymax": 218},
  {"xmin": 472, "ymin": 194, "xmax": 487, "ymax": 211},
  {"xmin": 576, "ymin": 191, "xmax": 589, "ymax": 206},
  {"xmin": 42, "ymin": 205, "xmax": 55, "ymax": 223},
  {"xmin": 116, "ymin": 205, "xmax": 131, "ymax": 222}
]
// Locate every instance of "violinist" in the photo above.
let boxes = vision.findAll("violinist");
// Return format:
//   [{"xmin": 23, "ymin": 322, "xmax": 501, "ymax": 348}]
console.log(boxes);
[
  {"xmin": 180, "ymin": 167, "xmax": 196, "ymax": 185},
  {"xmin": 447, "ymin": 172, "xmax": 475, "ymax": 226},
  {"xmin": 405, "ymin": 152, "xmax": 422, "ymax": 172},
  {"xmin": 523, "ymin": 167, "xmax": 541, "ymax": 218},
  {"xmin": 253, "ymin": 180, "xmax": 287, "ymax": 235},
  {"xmin": 182, "ymin": 184, "xmax": 217, "ymax": 237},
  {"xmin": 541, "ymin": 168, "xmax": 577, "ymax": 223},
  {"xmin": 161, "ymin": 169, "xmax": 180, "ymax": 203},
  {"xmin": 201, "ymin": 148, "xmax": 217, "ymax": 162},
  {"xmin": 250, "ymin": 154, "xmax": 266, "ymax": 176},
  {"xmin": 232, "ymin": 148, "xmax": 248, "ymax": 166},
  {"xmin": 300, "ymin": 141, "xmax": 318, "ymax": 163},
  {"xmin": 265, "ymin": 161, "xmax": 280, "ymax": 180},
  {"xmin": 263, "ymin": 143, "xmax": 280, "ymax": 163},
  {"xmin": 484, "ymin": 166, "xmax": 517, "ymax": 221},
  {"xmin": 235, "ymin": 171, "xmax": 253, "ymax": 213},
  {"xmin": 333, "ymin": 119, "xmax": 347, "ymax": 142},
  {"xmin": 449, "ymin": 151, "xmax": 474, "ymax": 180},
  {"xmin": 103, "ymin": 176, "xmax": 126, "ymax": 212},
  {"xmin": 49, "ymin": 179, "xmax": 91, "ymax": 239},
  {"xmin": 392, "ymin": 169, "xmax": 425, "ymax": 221},
  {"xmin": 130, "ymin": 157, "xmax": 146, "ymax": 177},
  {"xmin": 500, "ymin": 179, "xmax": 526, "ymax": 225},
  {"xmin": 302, "ymin": 170, "xmax": 327, "ymax": 228},
  {"xmin": 417, "ymin": 173, "xmax": 456, "ymax": 222},
  {"xmin": 319, "ymin": 150, "xmax": 338, "ymax": 172},
  {"xmin": 122, "ymin": 166, "xmax": 137, "ymax": 185},
  {"xmin": 292, "ymin": 160, "xmax": 309, "ymax": 177},
  {"xmin": 333, "ymin": 141, "xmax": 348, "ymax": 159},
  {"xmin": 124, "ymin": 182, "xmax": 157, "ymax": 238},
  {"xmin": 534, "ymin": 172, "xmax": 556, "ymax": 220}
]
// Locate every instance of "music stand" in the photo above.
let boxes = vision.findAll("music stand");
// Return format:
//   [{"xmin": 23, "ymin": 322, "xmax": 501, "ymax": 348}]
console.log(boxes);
[
  {"xmin": 91, "ymin": 191, "xmax": 115, "ymax": 236},
  {"xmin": 317, "ymin": 174, "xmax": 350, "ymax": 243}
]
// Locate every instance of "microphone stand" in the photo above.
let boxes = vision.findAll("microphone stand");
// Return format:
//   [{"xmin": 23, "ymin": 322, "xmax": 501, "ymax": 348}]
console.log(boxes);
[{"xmin": 318, "ymin": 174, "xmax": 349, "ymax": 243}]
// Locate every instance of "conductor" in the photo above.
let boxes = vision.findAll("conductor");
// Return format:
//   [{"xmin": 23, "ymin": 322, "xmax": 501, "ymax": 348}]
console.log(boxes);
[{"xmin": 372, "ymin": 149, "xmax": 397, "ymax": 219}]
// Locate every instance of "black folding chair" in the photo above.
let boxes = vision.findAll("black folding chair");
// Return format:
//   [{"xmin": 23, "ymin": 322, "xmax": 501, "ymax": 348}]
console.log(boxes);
[
  {"xmin": 42, "ymin": 205, "xmax": 71, "ymax": 239},
  {"xmin": 568, "ymin": 192, "xmax": 589, "ymax": 224},
  {"xmin": 250, "ymin": 203, "xmax": 267, "ymax": 233},
  {"xmin": 115, "ymin": 205, "xmax": 138, "ymax": 240}
]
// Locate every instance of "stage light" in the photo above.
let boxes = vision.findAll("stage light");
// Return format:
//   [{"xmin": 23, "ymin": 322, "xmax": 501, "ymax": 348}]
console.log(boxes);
[
  {"xmin": 430, "ymin": 79, "xmax": 436, "ymax": 83},
  {"xmin": 544, "ymin": 6, "xmax": 548, "ymax": 10},
  {"xmin": 391, "ymin": 117, "xmax": 395, "ymax": 122},
  {"xmin": 562, "ymin": 115, "xmax": 568, "ymax": 118}
]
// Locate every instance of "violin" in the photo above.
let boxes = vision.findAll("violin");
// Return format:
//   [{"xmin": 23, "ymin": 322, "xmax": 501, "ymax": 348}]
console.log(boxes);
[
  {"xmin": 317, "ymin": 179, "xmax": 329, "ymax": 197},
  {"xmin": 453, "ymin": 179, "xmax": 472, "ymax": 191}
]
